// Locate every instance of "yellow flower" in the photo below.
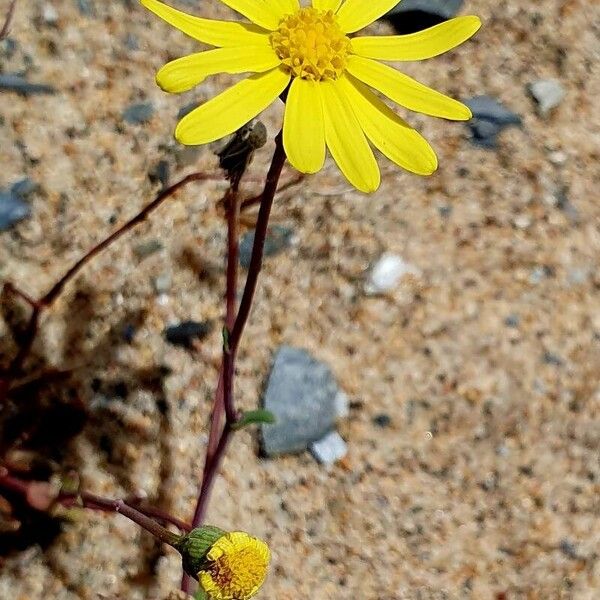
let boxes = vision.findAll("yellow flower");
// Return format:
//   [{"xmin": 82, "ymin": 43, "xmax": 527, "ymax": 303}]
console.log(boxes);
[
  {"xmin": 141, "ymin": 0, "xmax": 481, "ymax": 192},
  {"xmin": 197, "ymin": 531, "xmax": 270, "ymax": 600}
]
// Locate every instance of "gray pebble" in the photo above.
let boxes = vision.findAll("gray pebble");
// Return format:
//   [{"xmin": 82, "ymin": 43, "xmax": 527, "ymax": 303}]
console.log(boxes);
[
  {"xmin": 0, "ymin": 190, "xmax": 30, "ymax": 232},
  {"xmin": 133, "ymin": 239, "xmax": 163, "ymax": 259},
  {"xmin": 153, "ymin": 272, "xmax": 172, "ymax": 294},
  {"xmin": 464, "ymin": 96, "xmax": 523, "ymax": 126},
  {"xmin": 11, "ymin": 178, "xmax": 37, "ymax": 198},
  {"xmin": 262, "ymin": 347, "xmax": 341, "ymax": 456},
  {"xmin": 240, "ymin": 225, "xmax": 294, "ymax": 269},
  {"xmin": 124, "ymin": 33, "xmax": 139, "ymax": 50},
  {"xmin": 0, "ymin": 179, "xmax": 36, "ymax": 232},
  {"xmin": 0, "ymin": 74, "xmax": 56, "ymax": 95},
  {"xmin": 529, "ymin": 265, "xmax": 553, "ymax": 285},
  {"xmin": 464, "ymin": 96, "xmax": 521, "ymax": 148},
  {"xmin": 543, "ymin": 351, "xmax": 563, "ymax": 367},
  {"xmin": 559, "ymin": 539, "xmax": 580, "ymax": 560},
  {"xmin": 122, "ymin": 102, "xmax": 155, "ymax": 125},
  {"xmin": 148, "ymin": 160, "xmax": 170, "ymax": 189}
]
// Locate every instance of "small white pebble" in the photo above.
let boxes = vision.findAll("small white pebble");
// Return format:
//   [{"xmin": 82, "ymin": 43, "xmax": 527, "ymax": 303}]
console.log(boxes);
[
  {"xmin": 365, "ymin": 253, "xmax": 420, "ymax": 295},
  {"xmin": 310, "ymin": 431, "xmax": 347, "ymax": 465}
]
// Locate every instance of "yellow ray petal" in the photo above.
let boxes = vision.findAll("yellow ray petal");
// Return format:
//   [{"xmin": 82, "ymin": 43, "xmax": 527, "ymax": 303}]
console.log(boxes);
[
  {"xmin": 320, "ymin": 79, "xmax": 380, "ymax": 193},
  {"xmin": 351, "ymin": 16, "xmax": 481, "ymax": 61},
  {"xmin": 312, "ymin": 0, "xmax": 343, "ymax": 11},
  {"xmin": 272, "ymin": 0, "xmax": 300, "ymax": 17},
  {"xmin": 346, "ymin": 55, "xmax": 472, "ymax": 120},
  {"xmin": 336, "ymin": 0, "xmax": 399, "ymax": 33},
  {"xmin": 283, "ymin": 78, "xmax": 325, "ymax": 174},
  {"xmin": 341, "ymin": 74, "xmax": 438, "ymax": 175},
  {"xmin": 156, "ymin": 46, "xmax": 281, "ymax": 93},
  {"xmin": 175, "ymin": 67, "xmax": 290, "ymax": 145},
  {"xmin": 140, "ymin": 0, "xmax": 269, "ymax": 47},
  {"xmin": 218, "ymin": 0, "xmax": 282, "ymax": 30}
]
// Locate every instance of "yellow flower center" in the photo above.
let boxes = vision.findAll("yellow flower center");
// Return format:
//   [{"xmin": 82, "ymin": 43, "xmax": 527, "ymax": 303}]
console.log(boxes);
[
  {"xmin": 198, "ymin": 532, "xmax": 270, "ymax": 600},
  {"xmin": 270, "ymin": 7, "xmax": 351, "ymax": 81}
]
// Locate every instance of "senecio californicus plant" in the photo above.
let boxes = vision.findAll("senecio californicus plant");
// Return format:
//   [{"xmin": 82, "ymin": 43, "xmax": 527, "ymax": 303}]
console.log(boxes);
[
  {"xmin": 0, "ymin": 1, "xmax": 480, "ymax": 599},
  {"xmin": 141, "ymin": 0, "xmax": 481, "ymax": 192}
]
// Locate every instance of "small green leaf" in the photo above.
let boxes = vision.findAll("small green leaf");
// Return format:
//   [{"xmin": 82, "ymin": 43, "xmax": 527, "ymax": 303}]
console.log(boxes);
[
  {"xmin": 232, "ymin": 409, "xmax": 276, "ymax": 430},
  {"xmin": 222, "ymin": 326, "xmax": 230, "ymax": 352},
  {"xmin": 194, "ymin": 588, "xmax": 208, "ymax": 600}
]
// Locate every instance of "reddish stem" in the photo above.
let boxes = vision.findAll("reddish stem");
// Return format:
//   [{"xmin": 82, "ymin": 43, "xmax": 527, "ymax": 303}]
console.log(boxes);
[
  {"xmin": 0, "ymin": 473, "xmax": 183, "ymax": 545},
  {"xmin": 223, "ymin": 172, "xmax": 243, "ymax": 425},
  {"xmin": 240, "ymin": 172, "xmax": 305, "ymax": 212},
  {"xmin": 182, "ymin": 132, "xmax": 287, "ymax": 594},
  {"xmin": 0, "ymin": 0, "xmax": 16, "ymax": 41},
  {"xmin": 229, "ymin": 131, "xmax": 286, "ymax": 354},
  {"xmin": 191, "ymin": 131, "xmax": 286, "ymax": 526},
  {"xmin": 2, "ymin": 172, "xmax": 221, "ymax": 380},
  {"xmin": 41, "ymin": 173, "xmax": 221, "ymax": 307},
  {"xmin": 125, "ymin": 499, "xmax": 191, "ymax": 532}
]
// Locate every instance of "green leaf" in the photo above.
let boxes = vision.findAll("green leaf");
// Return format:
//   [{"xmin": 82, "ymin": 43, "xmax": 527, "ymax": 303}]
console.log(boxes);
[
  {"xmin": 222, "ymin": 326, "xmax": 230, "ymax": 352},
  {"xmin": 194, "ymin": 588, "xmax": 208, "ymax": 600},
  {"xmin": 232, "ymin": 409, "xmax": 276, "ymax": 430}
]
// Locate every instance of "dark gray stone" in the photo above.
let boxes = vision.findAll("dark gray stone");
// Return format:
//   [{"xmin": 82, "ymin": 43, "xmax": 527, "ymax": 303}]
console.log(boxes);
[
  {"xmin": 239, "ymin": 225, "xmax": 294, "ymax": 269},
  {"xmin": 559, "ymin": 539, "xmax": 580, "ymax": 560},
  {"xmin": 464, "ymin": 96, "xmax": 522, "ymax": 149},
  {"xmin": 504, "ymin": 314, "xmax": 520, "ymax": 328},
  {"xmin": 373, "ymin": 414, "xmax": 392, "ymax": 428},
  {"xmin": 164, "ymin": 320, "xmax": 213, "ymax": 349},
  {"xmin": 0, "ymin": 191, "xmax": 30, "ymax": 231},
  {"xmin": 122, "ymin": 102, "xmax": 155, "ymax": 124},
  {"xmin": 382, "ymin": 0, "xmax": 463, "ymax": 34},
  {"xmin": 387, "ymin": 0, "xmax": 463, "ymax": 18},
  {"xmin": 543, "ymin": 351, "xmax": 563, "ymax": 367},
  {"xmin": 262, "ymin": 347, "xmax": 340, "ymax": 456},
  {"xmin": 11, "ymin": 178, "xmax": 37, "ymax": 198},
  {"xmin": 148, "ymin": 160, "xmax": 170, "ymax": 189},
  {"xmin": 124, "ymin": 33, "xmax": 139, "ymax": 50},
  {"xmin": 0, "ymin": 179, "xmax": 35, "ymax": 231},
  {"xmin": 0, "ymin": 74, "xmax": 56, "ymax": 95}
]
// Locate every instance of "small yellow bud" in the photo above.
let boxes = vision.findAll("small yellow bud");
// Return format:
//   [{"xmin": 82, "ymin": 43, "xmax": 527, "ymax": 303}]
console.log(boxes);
[{"xmin": 176, "ymin": 527, "xmax": 270, "ymax": 600}]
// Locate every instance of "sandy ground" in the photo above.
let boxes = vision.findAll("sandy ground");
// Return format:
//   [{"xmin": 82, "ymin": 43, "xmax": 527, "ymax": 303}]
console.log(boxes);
[{"xmin": 1, "ymin": 0, "xmax": 599, "ymax": 598}]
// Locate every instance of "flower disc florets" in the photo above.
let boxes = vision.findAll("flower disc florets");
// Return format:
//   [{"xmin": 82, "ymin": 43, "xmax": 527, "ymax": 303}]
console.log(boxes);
[
  {"xmin": 270, "ymin": 7, "xmax": 351, "ymax": 81},
  {"xmin": 198, "ymin": 531, "xmax": 270, "ymax": 600}
]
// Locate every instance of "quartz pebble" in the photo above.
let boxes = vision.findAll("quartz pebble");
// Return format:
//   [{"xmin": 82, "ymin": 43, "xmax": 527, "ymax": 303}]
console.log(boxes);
[
  {"xmin": 528, "ymin": 79, "xmax": 566, "ymax": 117},
  {"xmin": 365, "ymin": 254, "xmax": 420, "ymax": 295},
  {"xmin": 310, "ymin": 431, "xmax": 348, "ymax": 465}
]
